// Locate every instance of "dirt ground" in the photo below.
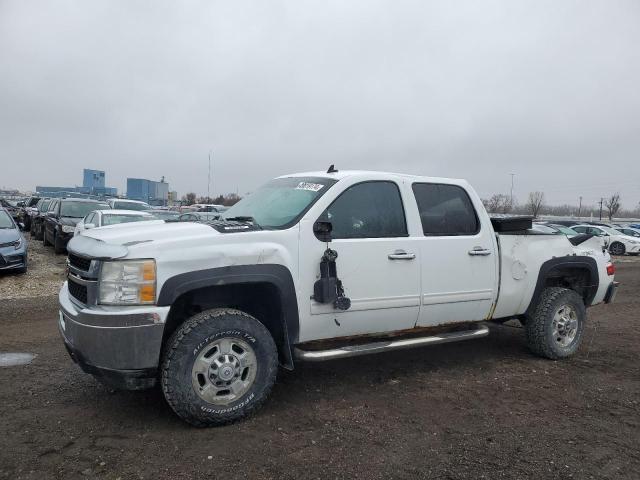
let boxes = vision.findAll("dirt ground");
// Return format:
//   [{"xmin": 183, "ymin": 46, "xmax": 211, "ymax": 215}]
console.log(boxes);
[{"xmin": 0, "ymin": 241, "xmax": 639, "ymax": 480}]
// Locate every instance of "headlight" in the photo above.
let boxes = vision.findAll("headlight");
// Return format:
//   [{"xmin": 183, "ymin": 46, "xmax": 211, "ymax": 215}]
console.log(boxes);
[
  {"xmin": 14, "ymin": 238, "xmax": 22, "ymax": 250},
  {"xmin": 61, "ymin": 225, "xmax": 75, "ymax": 233},
  {"xmin": 98, "ymin": 259, "xmax": 156, "ymax": 305}
]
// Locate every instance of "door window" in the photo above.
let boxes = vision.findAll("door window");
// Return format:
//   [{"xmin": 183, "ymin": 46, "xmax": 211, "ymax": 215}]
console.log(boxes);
[
  {"xmin": 412, "ymin": 183, "xmax": 479, "ymax": 236},
  {"xmin": 320, "ymin": 181, "xmax": 407, "ymax": 239}
]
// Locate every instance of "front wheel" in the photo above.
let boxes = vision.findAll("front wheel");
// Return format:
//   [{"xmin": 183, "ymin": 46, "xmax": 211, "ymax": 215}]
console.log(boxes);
[
  {"xmin": 525, "ymin": 287, "xmax": 586, "ymax": 359},
  {"xmin": 53, "ymin": 234, "xmax": 65, "ymax": 254},
  {"xmin": 161, "ymin": 308, "xmax": 278, "ymax": 427}
]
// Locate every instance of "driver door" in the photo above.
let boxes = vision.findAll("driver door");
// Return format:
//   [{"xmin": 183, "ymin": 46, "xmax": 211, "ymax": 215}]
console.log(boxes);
[{"xmin": 298, "ymin": 180, "xmax": 421, "ymax": 342}]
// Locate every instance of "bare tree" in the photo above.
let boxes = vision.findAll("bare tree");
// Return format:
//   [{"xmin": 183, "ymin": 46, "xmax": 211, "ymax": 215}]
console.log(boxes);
[
  {"xmin": 181, "ymin": 192, "xmax": 196, "ymax": 205},
  {"xmin": 605, "ymin": 193, "xmax": 621, "ymax": 220},
  {"xmin": 526, "ymin": 191, "xmax": 545, "ymax": 218},
  {"xmin": 483, "ymin": 194, "xmax": 513, "ymax": 214}
]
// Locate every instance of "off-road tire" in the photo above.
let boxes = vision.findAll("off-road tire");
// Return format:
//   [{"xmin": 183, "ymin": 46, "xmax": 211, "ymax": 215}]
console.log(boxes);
[
  {"xmin": 161, "ymin": 308, "xmax": 278, "ymax": 427},
  {"xmin": 609, "ymin": 242, "xmax": 626, "ymax": 256},
  {"xmin": 53, "ymin": 234, "xmax": 65, "ymax": 254},
  {"xmin": 525, "ymin": 287, "xmax": 586, "ymax": 360}
]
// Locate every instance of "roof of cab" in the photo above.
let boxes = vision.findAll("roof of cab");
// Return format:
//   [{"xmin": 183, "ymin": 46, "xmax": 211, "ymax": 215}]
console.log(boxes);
[{"xmin": 277, "ymin": 170, "xmax": 469, "ymax": 185}]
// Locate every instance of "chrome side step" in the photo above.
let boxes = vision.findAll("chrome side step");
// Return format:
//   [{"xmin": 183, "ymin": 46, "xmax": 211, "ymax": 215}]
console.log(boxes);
[{"xmin": 294, "ymin": 324, "xmax": 489, "ymax": 362}]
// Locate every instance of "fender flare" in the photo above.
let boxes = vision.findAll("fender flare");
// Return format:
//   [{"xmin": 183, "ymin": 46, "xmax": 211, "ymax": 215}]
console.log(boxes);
[
  {"xmin": 525, "ymin": 256, "xmax": 599, "ymax": 316},
  {"xmin": 157, "ymin": 264, "xmax": 299, "ymax": 369}
]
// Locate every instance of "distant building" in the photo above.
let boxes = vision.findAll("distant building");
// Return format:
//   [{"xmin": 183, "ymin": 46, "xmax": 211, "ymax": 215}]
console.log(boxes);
[
  {"xmin": 83, "ymin": 169, "xmax": 105, "ymax": 190},
  {"xmin": 127, "ymin": 177, "xmax": 169, "ymax": 206},
  {"xmin": 36, "ymin": 168, "xmax": 117, "ymax": 198}
]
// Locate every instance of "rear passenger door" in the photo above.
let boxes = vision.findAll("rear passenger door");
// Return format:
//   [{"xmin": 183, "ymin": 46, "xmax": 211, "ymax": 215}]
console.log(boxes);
[{"xmin": 412, "ymin": 183, "xmax": 498, "ymax": 327}]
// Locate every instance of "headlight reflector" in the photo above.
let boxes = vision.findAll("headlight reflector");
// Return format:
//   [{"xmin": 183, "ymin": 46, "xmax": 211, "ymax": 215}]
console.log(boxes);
[{"xmin": 99, "ymin": 259, "xmax": 156, "ymax": 305}]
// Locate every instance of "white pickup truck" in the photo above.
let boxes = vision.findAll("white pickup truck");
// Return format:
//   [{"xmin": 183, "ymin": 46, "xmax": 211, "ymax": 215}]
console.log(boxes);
[{"xmin": 59, "ymin": 169, "xmax": 618, "ymax": 426}]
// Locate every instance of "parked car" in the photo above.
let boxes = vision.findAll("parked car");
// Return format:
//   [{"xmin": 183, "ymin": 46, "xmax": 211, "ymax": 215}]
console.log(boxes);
[
  {"xmin": 178, "ymin": 211, "xmax": 221, "ymax": 222},
  {"xmin": 547, "ymin": 224, "xmax": 580, "ymax": 238},
  {"xmin": 60, "ymin": 170, "xmax": 616, "ymax": 426},
  {"xmin": 571, "ymin": 224, "xmax": 640, "ymax": 256},
  {"xmin": 74, "ymin": 210, "xmax": 156, "ymax": 236},
  {"xmin": 44, "ymin": 198, "xmax": 110, "ymax": 253},
  {"xmin": 544, "ymin": 219, "xmax": 582, "ymax": 227},
  {"xmin": 30, "ymin": 198, "xmax": 52, "ymax": 241},
  {"xmin": 614, "ymin": 227, "xmax": 640, "ymax": 238},
  {"xmin": 0, "ymin": 198, "xmax": 20, "ymax": 221},
  {"xmin": 16, "ymin": 196, "xmax": 41, "ymax": 231},
  {"xmin": 0, "ymin": 208, "xmax": 28, "ymax": 273},
  {"xmin": 148, "ymin": 209, "xmax": 181, "ymax": 221},
  {"xmin": 106, "ymin": 199, "xmax": 152, "ymax": 211}
]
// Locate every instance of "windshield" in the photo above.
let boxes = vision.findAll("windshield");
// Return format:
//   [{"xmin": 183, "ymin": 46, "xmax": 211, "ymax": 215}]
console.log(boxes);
[
  {"xmin": 61, "ymin": 202, "xmax": 110, "ymax": 218},
  {"xmin": 39, "ymin": 200, "xmax": 51, "ymax": 212},
  {"xmin": 0, "ymin": 210, "xmax": 15, "ymax": 228},
  {"xmin": 601, "ymin": 226, "xmax": 620, "ymax": 235},
  {"xmin": 222, "ymin": 177, "xmax": 337, "ymax": 228},
  {"xmin": 114, "ymin": 201, "xmax": 150, "ymax": 211},
  {"xmin": 103, "ymin": 214, "xmax": 153, "ymax": 226}
]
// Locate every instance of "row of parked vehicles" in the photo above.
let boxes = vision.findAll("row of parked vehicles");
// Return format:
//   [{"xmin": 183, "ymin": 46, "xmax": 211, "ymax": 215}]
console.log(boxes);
[
  {"xmin": 532, "ymin": 221, "xmax": 640, "ymax": 256},
  {"xmin": 0, "ymin": 196, "xmax": 231, "ymax": 273}
]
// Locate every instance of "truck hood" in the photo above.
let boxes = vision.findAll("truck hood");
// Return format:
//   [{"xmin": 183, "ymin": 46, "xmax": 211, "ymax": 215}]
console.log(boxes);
[
  {"xmin": 80, "ymin": 221, "xmax": 218, "ymax": 245},
  {"xmin": 67, "ymin": 221, "xmax": 222, "ymax": 259}
]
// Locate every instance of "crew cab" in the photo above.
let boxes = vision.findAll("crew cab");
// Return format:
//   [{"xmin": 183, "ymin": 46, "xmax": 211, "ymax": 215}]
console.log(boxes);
[{"xmin": 58, "ymin": 170, "xmax": 617, "ymax": 426}]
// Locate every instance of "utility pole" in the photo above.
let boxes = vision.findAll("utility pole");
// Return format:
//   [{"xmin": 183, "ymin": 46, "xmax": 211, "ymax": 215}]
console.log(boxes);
[
  {"xmin": 599, "ymin": 197, "xmax": 604, "ymax": 221},
  {"xmin": 578, "ymin": 196, "xmax": 583, "ymax": 218},
  {"xmin": 207, "ymin": 151, "xmax": 212, "ymax": 201},
  {"xmin": 510, "ymin": 173, "xmax": 515, "ymax": 206}
]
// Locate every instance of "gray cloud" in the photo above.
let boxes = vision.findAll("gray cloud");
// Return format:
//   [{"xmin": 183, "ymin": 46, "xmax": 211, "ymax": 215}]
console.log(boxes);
[{"xmin": 1, "ymin": 0, "xmax": 639, "ymax": 209}]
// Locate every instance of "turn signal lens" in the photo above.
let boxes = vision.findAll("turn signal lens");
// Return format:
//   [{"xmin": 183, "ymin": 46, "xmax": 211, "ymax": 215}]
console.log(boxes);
[{"xmin": 606, "ymin": 262, "xmax": 615, "ymax": 276}]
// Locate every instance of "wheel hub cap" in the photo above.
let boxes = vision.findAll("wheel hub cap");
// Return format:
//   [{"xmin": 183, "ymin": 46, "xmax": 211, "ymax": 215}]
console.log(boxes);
[
  {"xmin": 191, "ymin": 337, "xmax": 257, "ymax": 406},
  {"xmin": 552, "ymin": 304, "xmax": 579, "ymax": 347}
]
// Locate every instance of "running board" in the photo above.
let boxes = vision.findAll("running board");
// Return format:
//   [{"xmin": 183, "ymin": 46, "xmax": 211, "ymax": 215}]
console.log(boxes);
[{"xmin": 294, "ymin": 324, "xmax": 490, "ymax": 362}]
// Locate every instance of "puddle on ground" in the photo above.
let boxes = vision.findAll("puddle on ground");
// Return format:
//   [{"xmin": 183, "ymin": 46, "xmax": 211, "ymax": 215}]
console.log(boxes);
[{"xmin": 0, "ymin": 353, "xmax": 37, "ymax": 367}]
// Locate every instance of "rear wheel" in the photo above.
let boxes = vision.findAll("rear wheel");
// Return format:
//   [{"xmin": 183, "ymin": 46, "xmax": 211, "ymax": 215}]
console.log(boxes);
[
  {"xmin": 525, "ymin": 287, "xmax": 586, "ymax": 359},
  {"xmin": 161, "ymin": 308, "xmax": 278, "ymax": 427},
  {"xmin": 609, "ymin": 242, "xmax": 626, "ymax": 256}
]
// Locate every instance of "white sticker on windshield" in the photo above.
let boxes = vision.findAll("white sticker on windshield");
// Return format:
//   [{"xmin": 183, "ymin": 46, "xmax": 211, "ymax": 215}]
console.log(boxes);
[{"xmin": 295, "ymin": 182, "xmax": 324, "ymax": 192}]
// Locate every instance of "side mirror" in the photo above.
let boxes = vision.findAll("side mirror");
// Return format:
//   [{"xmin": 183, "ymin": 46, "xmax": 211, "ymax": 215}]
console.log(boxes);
[
  {"xmin": 313, "ymin": 221, "xmax": 333, "ymax": 242},
  {"xmin": 84, "ymin": 223, "xmax": 95, "ymax": 230},
  {"xmin": 18, "ymin": 222, "xmax": 25, "ymax": 230}
]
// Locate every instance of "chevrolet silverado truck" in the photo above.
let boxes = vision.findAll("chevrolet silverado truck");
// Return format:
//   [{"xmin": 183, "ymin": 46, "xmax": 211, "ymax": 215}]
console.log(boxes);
[{"xmin": 59, "ymin": 169, "xmax": 618, "ymax": 426}]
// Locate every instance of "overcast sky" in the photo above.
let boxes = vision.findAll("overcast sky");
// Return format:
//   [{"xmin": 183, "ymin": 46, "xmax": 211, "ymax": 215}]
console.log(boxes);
[{"xmin": 1, "ymin": 0, "xmax": 639, "ymax": 209}]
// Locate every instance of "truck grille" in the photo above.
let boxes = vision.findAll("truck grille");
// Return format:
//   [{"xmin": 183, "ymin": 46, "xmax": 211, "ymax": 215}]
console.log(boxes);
[
  {"xmin": 68, "ymin": 278, "xmax": 88, "ymax": 304},
  {"xmin": 68, "ymin": 253, "xmax": 92, "ymax": 272}
]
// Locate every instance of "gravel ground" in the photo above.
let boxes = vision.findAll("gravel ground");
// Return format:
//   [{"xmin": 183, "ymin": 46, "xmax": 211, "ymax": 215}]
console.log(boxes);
[
  {"xmin": 0, "ymin": 247, "xmax": 638, "ymax": 479},
  {"xmin": 0, "ymin": 233, "xmax": 66, "ymax": 299}
]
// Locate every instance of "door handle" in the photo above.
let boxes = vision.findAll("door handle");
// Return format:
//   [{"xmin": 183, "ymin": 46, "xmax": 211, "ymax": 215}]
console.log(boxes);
[
  {"xmin": 388, "ymin": 250, "xmax": 416, "ymax": 260},
  {"xmin": 468, "ymin": 246, "xmax": 492, "ymax": 256}
]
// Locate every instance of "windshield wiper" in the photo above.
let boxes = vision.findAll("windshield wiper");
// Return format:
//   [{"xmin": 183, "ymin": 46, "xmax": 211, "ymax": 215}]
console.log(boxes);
[{"xmin": 224, "ymin": 216, "xmax": 262, "ymax": 229}]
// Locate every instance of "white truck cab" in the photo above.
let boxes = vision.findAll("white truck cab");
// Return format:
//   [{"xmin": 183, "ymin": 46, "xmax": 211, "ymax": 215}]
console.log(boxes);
[{"xmin": 58, "ymin": 169, "xmax": 617, "ymax": 426}]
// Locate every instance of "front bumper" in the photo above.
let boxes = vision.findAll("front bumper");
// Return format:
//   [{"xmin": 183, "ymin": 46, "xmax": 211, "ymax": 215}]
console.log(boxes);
[
  {"xmin": 58, "ymin": 282, "xmax": 170, "ymax": 390},
  {"xmin": 0, "ymin": 246, "xmax": 27, "ymax": 270}
]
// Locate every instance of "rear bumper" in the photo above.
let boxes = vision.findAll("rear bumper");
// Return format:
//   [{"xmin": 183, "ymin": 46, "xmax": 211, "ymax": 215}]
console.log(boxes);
[
  {"xmin": 58, "ymin": 282, "xmax": 170, "ymax": 390},
  {"xmin": 604, "ymin": 281, "xmax": 619, "ymax": 304}
]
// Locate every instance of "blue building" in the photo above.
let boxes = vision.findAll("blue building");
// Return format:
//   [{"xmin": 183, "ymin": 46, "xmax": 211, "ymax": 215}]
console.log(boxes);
[
  {"xmin": 127, "ymin": 178, "xmax": 169, "ymax": 205},
  {"xmin": 36, "ymin": 168, "xmax": 117, "ymax": 198}
]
